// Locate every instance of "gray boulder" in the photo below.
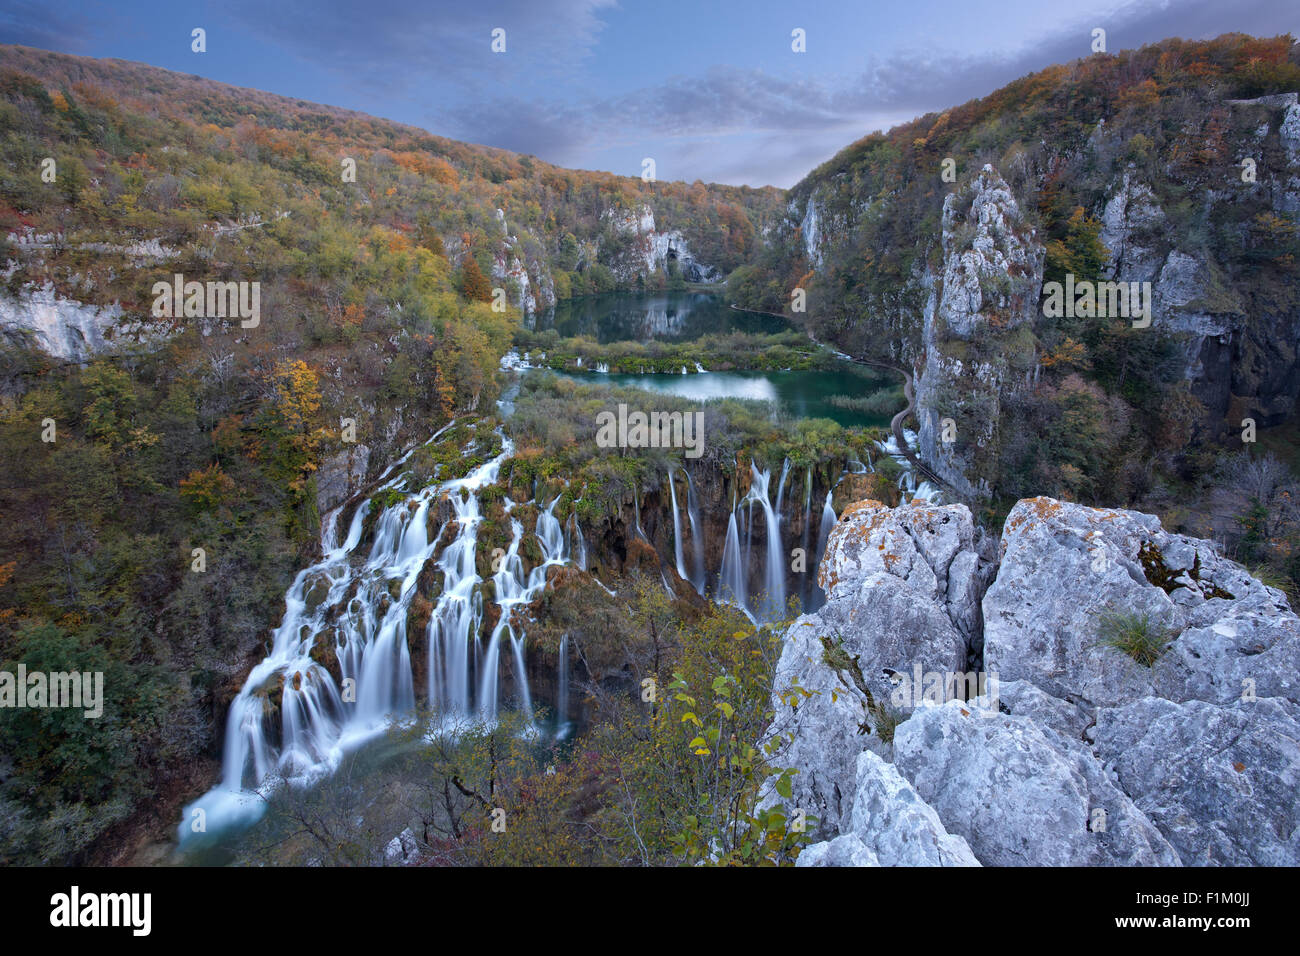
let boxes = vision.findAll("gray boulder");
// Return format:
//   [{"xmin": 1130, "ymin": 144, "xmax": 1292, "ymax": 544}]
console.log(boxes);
[
  {"xmin": 383, "ymin": 827, "xmax": 418, "ymax": 865},
  {"xmin": 983, "ymin": 497, "xmax": 1298, "ymax": 711},
  {"xmin": 796, "ymin": 750, "xmax": 979, "ymax": 867},
  {"xmin": 1096, "ymin": 696, "xmax": 1300, "ymax": 866},
  {"xmin": 765, "ymin": 501, "xmax": 983, "ymax": 839},
  {"xmin": 894, "ymin": 698, "xmax": 1180, "ymax": 866},
  {"xmin": 796, "ymin": 834, "xmax": 880, "ymax": 867}
]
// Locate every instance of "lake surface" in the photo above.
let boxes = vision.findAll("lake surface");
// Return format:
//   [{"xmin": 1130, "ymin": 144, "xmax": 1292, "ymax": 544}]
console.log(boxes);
[
  {"xmin": 530, "ymin": 290, "xmax": 791, "ymax": 342},
  {"xmin": 553, "ymin": 367, "xmax": 894, "ymax": 429},
  {"xmin": 531, "ymin": 292, "xmax": 898, "ymax": 430}
]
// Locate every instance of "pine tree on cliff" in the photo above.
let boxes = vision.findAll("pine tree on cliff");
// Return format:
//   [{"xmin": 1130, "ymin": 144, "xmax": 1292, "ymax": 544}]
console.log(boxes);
[{"xmin": 460, "ymin": 256, "xmax": 493, "ymax": 303}]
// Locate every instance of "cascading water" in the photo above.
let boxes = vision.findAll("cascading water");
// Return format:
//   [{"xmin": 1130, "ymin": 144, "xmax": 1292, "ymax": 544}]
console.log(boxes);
[
  {"xmin": 566, "ymin": 511, "xmax": 587, "ymax": 571},
  {"xmin": 685, "ymin": 471, "xmax": 706, "ymax": 595},
  {"xmin": 180, "ymin": 429, "xmax": 569, "ymax": 845},
  {"xmin": 800, "ymin": 468, "xmax": 814, "ymax": 607},
  {"xmin": 743, "ymin": 463, "xmax": 786, "ymax": 623},
  {"xmin": 807, "ymin": 489, "xmax": 837, "ymax": 611},
  {"xmin": 428, "ymin": 487, "xmax": 485, "ymax": 719},
  {"xmin": 555, "ymin": 634, "xmax": 569, "ymax": 739},
  {"xmin": 874, "ymin": 429, "xmax": 940, "ymax": 502},
  {"xmin": 717, "ymin": 510, "xmax": 749, "ymax": 619},
  {"xmin": 633, "ymin": 486, "xmax": 648, "ymax": 541},
  {"xmin": 774, "ymin": 458, "xmax": 791, "ymax": 520},
  {"xmin": 668, "ymin": 468, "xmax": 688, "ymax": 583}
]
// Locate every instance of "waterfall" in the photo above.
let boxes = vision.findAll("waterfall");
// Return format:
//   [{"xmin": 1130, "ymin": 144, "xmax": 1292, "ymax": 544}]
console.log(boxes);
[
  {"xmin": 180, "ymin": 429, "xmax": 569, "ymax": 845},
  {"xmin": 668, "ymin": 468, "xmax": 687, "ymax": 582},
  {"xmin": 633, "ymin": 486, "xmax": 647, "ymax": 541},
  {"xmin": 808, "ymin": 490, "xmax": 837, "ymax": 611},
  {"xmin": 818, "ymin": 490, "xmax": 836, "ymax": 561},
  {"xmin": 775, "ymin": 457, "xmax": 791, "ymax": 520},
  {"xmin": 428, "ymin": 484, "xmax": 490, "ymax": 719},
  {"xmin": 476, "ymin": 517, "xmax": 523, "ymax": 721},
  {"xmin": 509, "ymin": 634, "xmax": 532, "ymax": 723},
  {"xmin": 717, "ymin": 511, "xmax": 749, "ymax": 620},
  {"xmin": 743, "ymin": 463, "xmax": 786, "ymax": 623},
  {"xmin": 873, "ymin": 428, "xmax": 940, "ymax": 503},
  {"xmin": 913, "ymin": 480, "xmax": 940, "ymax": 502},
  {"xmin": 685, "ymin": 471, "xmax": 706, "ymax": 594},
  {"xmin": 556, "ymin": 634, "xmax": 569, "ymax": 738},
  {"xmin": 530, "ymin": 498, "xmax": 567, "ymax": 586},
  {"xmin": 800, "ymin": 469, "xmax": 813, "ymax": 607},
  {"xmin": 566, "ymin": 512, "xmax": 587, "ymax": 571}
]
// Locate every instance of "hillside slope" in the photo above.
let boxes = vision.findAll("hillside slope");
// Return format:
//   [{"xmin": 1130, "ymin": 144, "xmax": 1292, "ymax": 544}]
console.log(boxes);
[
  {"xmin": 731, "ymin": 34, "xmax": 1300, "ymax": 511},
  {"xmin": 0, "ymin": 44, "xmax": 781, "ymax": 863}
]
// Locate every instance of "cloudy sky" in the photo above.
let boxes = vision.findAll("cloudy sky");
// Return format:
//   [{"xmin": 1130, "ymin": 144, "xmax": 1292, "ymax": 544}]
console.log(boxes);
[{"xmin": 1, "ymin": 0, "xmax": 1295, "ymax": 187}]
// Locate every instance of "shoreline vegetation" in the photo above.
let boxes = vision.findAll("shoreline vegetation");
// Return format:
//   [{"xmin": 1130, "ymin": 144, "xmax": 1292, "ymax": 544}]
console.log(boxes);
[{"xmin": 511, "ymin": 328, "xmax": 845, "ymax": 374}]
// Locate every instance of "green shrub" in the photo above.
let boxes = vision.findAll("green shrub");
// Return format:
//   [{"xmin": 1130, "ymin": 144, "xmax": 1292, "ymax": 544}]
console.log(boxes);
[{"xmin": 1097, "ymin": 608, "xmax": 1174, "ymax": 667}]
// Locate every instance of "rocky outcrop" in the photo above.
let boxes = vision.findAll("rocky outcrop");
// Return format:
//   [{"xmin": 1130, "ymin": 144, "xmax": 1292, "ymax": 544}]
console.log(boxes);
[
  {"xmin": 773, "ymin": 494, "xmax": 1300, "ymax": 867},
  {"xmin": 763, "ymin": 499, "xmax": 993, "ymax": 841},
  {"xmin": 797, "ymin": 750, "xmax": 979, "ymax": 867},
  {"xmin": 601, "ymin": 204, "xmax": 723, "ymax": 284},
  {"xmin": 984, "ymin": 497, "xmax": 1300, "ymax": 709},
  {"xmin": 894, "ymin": 697, "xmax": 1180, "ymax": 866},
  {"xmin": 0, "ymin": 282, "xmax": 165, "ymax": 362},
  {"xmin": 761, "ymin": 78, "xmax": 1300, "ymax": 496},
  {"xmin": 934, "ymin": 165, "xmax": 1043, "ymax": 339},
  {"xmin": 383, "ymin": 827, "xmax": 419, "ymax": 865},
  {"xmin": 1096, "ymin": 696, "xmax": 1300, "ymax": 866},
  {"xmin": 1098, "ymin": 94, "xmax": 1300, "ymax": 430},
  {"xmin": 914, "ymin": 165, "xmax": 1045, "ymax": 499},
  {"xmin": 1099, "ymin": 172, "xmax": 1167, "ymax": 283},
  {"xmin": 316, "ymin": 442, "xmax": 373, "ymax": 515}
]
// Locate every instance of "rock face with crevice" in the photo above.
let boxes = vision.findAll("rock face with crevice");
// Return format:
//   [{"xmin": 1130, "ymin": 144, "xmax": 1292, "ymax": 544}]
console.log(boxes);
[
  {"xmin": 915, "ymin": 165, "xmax": 1045, "ymax": 499},
  {"xmin": 762, "ymin": 499, "xmax": 994, "ymax": 842},
  {"xmin": 984, "ymin": 497, "xmax": 1300, "ymax": 709},
  {"xmin": 774, "ymin": 495, "xmax": 1300, "ymax": 866},
  {"xmin": 795, "ymin": 750, "xmax": 980, "ymax": 867}
]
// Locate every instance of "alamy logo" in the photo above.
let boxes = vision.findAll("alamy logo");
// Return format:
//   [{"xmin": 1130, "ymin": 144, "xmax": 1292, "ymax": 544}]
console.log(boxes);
[
  {"xmin": 887, "ymin": 664, "xmax": 1000, "ymax": 714},
  {"xmin": 151, "ymin": 273, "xmax": 260, "ymax": 328},
  {"xmin": 0, "ymin": 665, "xmax": 103, "ymax": 718},
  {"xmin": 595, "ymin": 403, "xmax": 704, "ymax": 459},
  {"xmin": 1042, "ymin": 274, "xmax": 1151, "ymax": 328},
  {"xmin": 50, "ymin": 886, "xmax": 151, "ymax": 936}
]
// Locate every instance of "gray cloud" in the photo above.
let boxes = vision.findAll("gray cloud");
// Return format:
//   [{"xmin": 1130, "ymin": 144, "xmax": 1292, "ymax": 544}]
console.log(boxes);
[
  {"xmin": 2, "ymin": 0, "xmax": 1292, "ymax": 187},
  {"xmin": 0, "ymin": 0, "xmax": 96, "ymax": 51},
  {"xmin": 432, "ymin": 0, "xmax": 1298, "ymax": 185},
  {"xmin": 224, "ymin": 0, "xmax": 616, "ymax": 96}
]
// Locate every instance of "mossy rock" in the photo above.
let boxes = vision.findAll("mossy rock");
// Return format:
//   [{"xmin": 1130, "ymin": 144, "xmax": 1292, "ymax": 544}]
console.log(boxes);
[
  {"xmin": 1139, "ymin": 541, "xmax": 1234, "ymax": 600},
  {"xmin": 408, "ymin": 592, "xmax": 434, "ymax": 634},
  {"xmin": 308, "ymin": 627, "xmax": 340, "ymax": 674},
  {"xmin": 303, "ymin": 572, "xmax": 333, "ymax": 614},
  {"xmin": 520, "ymin": 535, "xmax": 544, "ymax": 566},
  {"xmin": 250, "ymin": 669, "xmax": 287, "ymax": 720}
]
